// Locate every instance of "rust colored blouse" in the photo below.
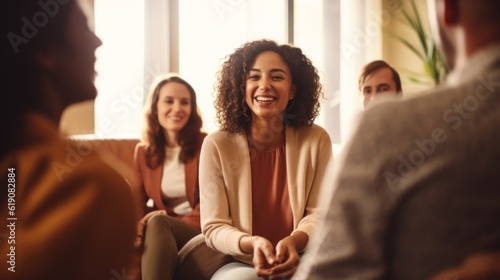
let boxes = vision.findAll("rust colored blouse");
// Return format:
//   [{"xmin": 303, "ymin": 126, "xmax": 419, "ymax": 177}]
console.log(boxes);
[{"xmin": 250, "ymin": 143, "xmax": 293, "ymax": 247}]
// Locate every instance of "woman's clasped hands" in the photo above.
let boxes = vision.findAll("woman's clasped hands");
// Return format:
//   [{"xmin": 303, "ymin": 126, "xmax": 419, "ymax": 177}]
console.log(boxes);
[{"xmin": 242, "ymin": 235, "xmax": 301, "ymax": 280}]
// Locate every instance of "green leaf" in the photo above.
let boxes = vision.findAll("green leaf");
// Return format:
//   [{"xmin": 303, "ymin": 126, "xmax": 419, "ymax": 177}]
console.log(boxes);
[
  {"xmin": 424, "ymin": 61, "xmax": 437, "ymax": 79},
  {"xmin": 410, "ymin": 0, "xmax": 428, "ymax": 55},
  {"xmin": 407, "ymin": 76, "xmax": 434, "ymax": 86},
  {"xmin": 403, "ymin": 68, "xmax": 434, "ymax": 78},
  {"xmin": 401, "ymin": 8, "xmax": 417, "ymax": 30},
  {"xmin": 390, "ymin": 32, "xmax": 425, "ymax": 60}
]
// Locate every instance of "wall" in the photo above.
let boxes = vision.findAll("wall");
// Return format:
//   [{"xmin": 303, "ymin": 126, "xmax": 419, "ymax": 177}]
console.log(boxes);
[{"xmin": 60, "ymin": 101, "xmax": 94, "ymax": 135}]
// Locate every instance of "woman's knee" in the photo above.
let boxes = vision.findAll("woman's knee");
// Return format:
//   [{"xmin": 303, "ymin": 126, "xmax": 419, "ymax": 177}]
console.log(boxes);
[
  {"xmin": 211, "ymin": 262, "xmax": 261, "ymax": 280},
  {"xmin": 145, "ymin": 214, "xmax": 174, "ymax": 232}
]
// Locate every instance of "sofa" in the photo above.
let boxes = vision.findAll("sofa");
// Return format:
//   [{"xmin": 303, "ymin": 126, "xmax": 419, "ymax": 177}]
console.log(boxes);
[{"xmin": 67, "ymin": 136, "xmax": 139, "ymax": 171}]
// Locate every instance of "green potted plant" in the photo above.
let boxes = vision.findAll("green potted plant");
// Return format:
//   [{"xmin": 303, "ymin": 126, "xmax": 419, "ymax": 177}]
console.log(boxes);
[{"xmin": 391, "ymin": 0, "xmax": 448, "ymax": 85}]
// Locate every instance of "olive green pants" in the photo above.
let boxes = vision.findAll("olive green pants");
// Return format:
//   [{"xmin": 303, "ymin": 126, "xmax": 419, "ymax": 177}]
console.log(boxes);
[{"xmin": 141, "ymin": 214, "xmax": 231, "ymax": 280}]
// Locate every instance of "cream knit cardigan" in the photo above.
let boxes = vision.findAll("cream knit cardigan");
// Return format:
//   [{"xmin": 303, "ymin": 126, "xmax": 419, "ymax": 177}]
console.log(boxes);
[{"xmin": 200, "ymin": 124, "xmax": 333, "ymax": 263}]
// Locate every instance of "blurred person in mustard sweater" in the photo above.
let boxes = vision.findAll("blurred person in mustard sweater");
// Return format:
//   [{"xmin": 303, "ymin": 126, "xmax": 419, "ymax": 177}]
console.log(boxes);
[{"xmin": 0, "ymin": 1, "xmax": 136, "ymax": 279}]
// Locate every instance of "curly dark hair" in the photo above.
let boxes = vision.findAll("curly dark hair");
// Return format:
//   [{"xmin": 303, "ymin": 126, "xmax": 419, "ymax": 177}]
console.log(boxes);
[
  {"xmin": 214, "ymin": 39, "xmax": 323, "ymax": 133},
  {"xmin": 142, "ymin": 74, "xmax": 203, "ymax": 169}
]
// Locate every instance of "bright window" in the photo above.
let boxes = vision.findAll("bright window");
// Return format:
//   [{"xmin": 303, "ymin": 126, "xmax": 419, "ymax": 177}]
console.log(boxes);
[{"xmin": 94, "ymin": 0, "xmax": 145, "ymax": 138}]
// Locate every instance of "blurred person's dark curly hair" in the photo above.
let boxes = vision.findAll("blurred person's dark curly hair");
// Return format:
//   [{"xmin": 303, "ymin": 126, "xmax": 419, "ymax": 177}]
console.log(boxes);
[{"xmin": 214, "ymin": 39, "xmax": 323, "ymax": 133}]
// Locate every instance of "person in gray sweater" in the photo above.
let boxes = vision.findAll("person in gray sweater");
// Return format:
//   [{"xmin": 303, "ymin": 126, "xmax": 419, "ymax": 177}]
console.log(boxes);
[{"xmin": 293, "ymin": 0, "xmax": 500, "ymax": 279}]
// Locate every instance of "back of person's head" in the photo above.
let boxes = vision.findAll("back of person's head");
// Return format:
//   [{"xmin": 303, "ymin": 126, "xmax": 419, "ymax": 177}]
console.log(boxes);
[
  {"xmin": 1, "ymin": 0, "xmax": 75, "ymax": 156},
  {"xmin": 215, "ymin": 39, "xmax": 323, "ymax": 133},
  {"xmin": 427, "ymin": 0, "xmax": 500, "ymax": 70},
  {"xmin": 358, "ymin": 60, "xmax": 402, "ymax": 93}
]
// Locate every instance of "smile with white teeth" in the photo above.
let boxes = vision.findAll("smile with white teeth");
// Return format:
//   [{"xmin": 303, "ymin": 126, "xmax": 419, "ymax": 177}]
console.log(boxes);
[
  {"xmin": 169, "ymin": 116, "xmax": 183, "ymax": 121},
  {"xmin": 255, "ymin": 96, "xmax": 276, "ymax": 102}
]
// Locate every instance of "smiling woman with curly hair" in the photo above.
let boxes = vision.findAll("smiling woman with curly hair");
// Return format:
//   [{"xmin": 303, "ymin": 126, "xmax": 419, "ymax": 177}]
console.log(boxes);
[
  {"xmin": 200, "ymin": 40, "xmax": 333, "ymax": 280},
  {"xmin": 215, "ymin": 40, "xmax": 323, "ymax": 133}
]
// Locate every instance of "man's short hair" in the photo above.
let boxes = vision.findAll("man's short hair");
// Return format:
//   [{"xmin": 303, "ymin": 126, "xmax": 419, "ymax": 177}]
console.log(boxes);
[{"xmin": 358, "ymin": 60, "xmax": 402, "ymax": 93}]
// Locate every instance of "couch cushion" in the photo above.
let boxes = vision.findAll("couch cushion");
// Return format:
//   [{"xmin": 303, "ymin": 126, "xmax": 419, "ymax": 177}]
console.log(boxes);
[{"xmin": 67, "ymin": 136, "xmax": 140, "ymax": 172}]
